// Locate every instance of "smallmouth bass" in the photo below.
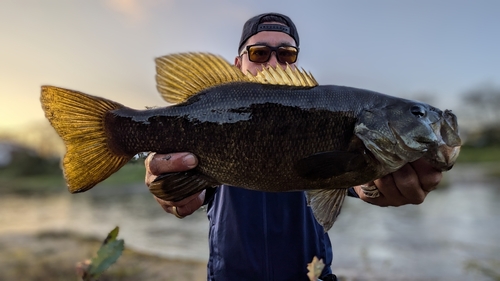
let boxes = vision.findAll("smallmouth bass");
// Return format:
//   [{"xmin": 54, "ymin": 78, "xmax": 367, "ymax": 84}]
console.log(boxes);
[{"xmin": 40, "ymin": 53, "xmax": 461, "ymax": 230}]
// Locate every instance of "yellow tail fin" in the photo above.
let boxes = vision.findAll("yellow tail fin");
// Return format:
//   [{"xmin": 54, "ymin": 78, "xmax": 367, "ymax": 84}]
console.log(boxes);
[{"xmin": 40, "ymin": 86, "xmax": 131, "ymax": 193}]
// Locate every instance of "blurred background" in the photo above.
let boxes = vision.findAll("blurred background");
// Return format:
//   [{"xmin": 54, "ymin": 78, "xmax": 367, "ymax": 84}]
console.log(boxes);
[{"xmin": 1, "ymin": 1, "xmax": 499, "ymax": 280}]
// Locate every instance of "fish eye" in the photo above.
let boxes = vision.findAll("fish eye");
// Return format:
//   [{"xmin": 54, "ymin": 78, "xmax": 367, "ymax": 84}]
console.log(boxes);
[{"xmin": 410, "ymin": 105, "xmax": 426, "ymax": 118}]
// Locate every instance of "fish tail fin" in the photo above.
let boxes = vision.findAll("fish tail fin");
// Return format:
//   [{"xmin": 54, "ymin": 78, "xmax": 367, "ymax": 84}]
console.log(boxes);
[
  {"xmin": 40, "ymin": 86, "xmax": 131, "ymax": 193},
  {"xmin": 306, "ymin": 189, "xmax": 348, "ymax": 232}
]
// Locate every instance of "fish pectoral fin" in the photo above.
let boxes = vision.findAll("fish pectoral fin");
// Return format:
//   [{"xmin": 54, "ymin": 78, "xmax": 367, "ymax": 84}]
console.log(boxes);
[
  {"xmin": 306, "ymin": 189, "xmax": 347, "ymax": 232},
  {"xmin": 295, "ymin": 151, "xmax": 366, "ymax": 180},
  {"xmin": 149, "ymin": 170, "xmax": 220, "ymax": 202}
]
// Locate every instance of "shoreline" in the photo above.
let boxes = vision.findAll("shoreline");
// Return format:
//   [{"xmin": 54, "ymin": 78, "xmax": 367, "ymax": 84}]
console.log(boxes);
[
  {"xmin": 1, "ymin": 223, "xmax": 495, "ymax": 280},
  {"xmin": 0, "ymin": 230, "xmax": 207, "ymax": 281}
]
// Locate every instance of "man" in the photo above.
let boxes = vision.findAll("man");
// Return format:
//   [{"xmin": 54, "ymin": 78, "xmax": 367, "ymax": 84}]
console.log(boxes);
[{"xmin": 145, "ymin": 13, "xmax": 442, "ymax": 281}]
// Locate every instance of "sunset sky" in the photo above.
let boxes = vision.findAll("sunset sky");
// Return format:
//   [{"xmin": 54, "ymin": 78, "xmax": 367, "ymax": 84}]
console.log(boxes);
[{"xmin": 1, "ymin": 0, "xmax": 499, "ymax": 132}]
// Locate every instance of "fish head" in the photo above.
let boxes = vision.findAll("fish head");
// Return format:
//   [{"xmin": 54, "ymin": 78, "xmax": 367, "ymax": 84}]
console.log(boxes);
[
  {"xmin": 424, "ymin": 109, "xmax": 461, "ymax": 170},
  {"xmin": 355, "ymin": 100, "xmax": 461, "ymax": 173}
]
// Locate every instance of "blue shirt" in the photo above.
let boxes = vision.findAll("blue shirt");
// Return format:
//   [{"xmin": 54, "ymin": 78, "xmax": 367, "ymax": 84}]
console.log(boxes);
[{"xmin": 206, "ymin": 185, "xmax": 333, "ymax": 281}]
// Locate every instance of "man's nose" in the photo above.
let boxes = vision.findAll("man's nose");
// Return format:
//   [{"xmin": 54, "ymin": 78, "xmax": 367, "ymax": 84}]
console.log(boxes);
[{"xmin": 266, "ymin": 51, "xmax": 279, "ymax": 67}]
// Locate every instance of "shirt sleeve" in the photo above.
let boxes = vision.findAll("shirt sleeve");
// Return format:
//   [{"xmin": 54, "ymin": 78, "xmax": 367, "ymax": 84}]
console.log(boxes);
[
  {"xmin": 203, "ymin": 186, "xmax": 219, "ymax": 205},
  {"xmin": 347, "ymin": 186, "xmax": 359, "ymax": 198}
]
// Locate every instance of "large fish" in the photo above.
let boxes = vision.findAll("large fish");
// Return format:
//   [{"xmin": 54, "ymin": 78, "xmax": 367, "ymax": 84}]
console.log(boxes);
[{"xmin": 40, "ymin": 53, "xmax": 461, "ymax": 230}]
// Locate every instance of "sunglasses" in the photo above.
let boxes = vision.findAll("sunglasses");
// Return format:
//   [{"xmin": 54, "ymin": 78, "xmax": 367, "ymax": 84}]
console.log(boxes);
[{"xmin": 241, "ymin": 44, "xmax": 299, "ymax": 64}]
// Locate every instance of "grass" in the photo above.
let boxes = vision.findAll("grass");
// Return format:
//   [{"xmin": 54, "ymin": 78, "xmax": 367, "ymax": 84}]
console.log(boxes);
[
  {"xmin": 0, "ymin": 172, "xmax": 66, "ymax": 194},
  {"xmin": 0, "ymin": 161, "xmax": 146, "ymax": 194},
  {"xmin": 455, "ymin": 146, "xmax": 500, "ymax": 179},
  {"xmin": 99, "ymin": 161, "xmax": 146, "ymax": 186},
  {"xmin": 465, "ymin": 259, "xmax": 500, "ymax": 281},
  {"xmin": 456, "ymin": 145, "xmax": 500, "ymax": 163}
]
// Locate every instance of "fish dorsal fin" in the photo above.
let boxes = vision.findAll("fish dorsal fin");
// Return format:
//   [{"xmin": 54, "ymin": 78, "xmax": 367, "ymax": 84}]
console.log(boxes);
[
  {"xmin": 246, "ymin": 64, "xmax": 318, "ymax": 87},
  {"xmin": 155, "ymin": 52, "xmax": 318, "ymax": 104},
  {"xmin": 155, "ymin": 53, "xmax": 246, "ymax": 104}
]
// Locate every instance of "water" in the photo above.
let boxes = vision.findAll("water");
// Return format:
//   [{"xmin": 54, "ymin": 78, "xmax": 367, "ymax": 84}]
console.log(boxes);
[
  {"xmin": 0, "ymin": 185, "xmax": 210, "ymax": 261},
  {"xmin": 1, "ymin": 164, "xmax": 499, "ymax": 280},
  {"xmin": 329, "ymin": 168, "xmax": 500, "ymax": 280}
]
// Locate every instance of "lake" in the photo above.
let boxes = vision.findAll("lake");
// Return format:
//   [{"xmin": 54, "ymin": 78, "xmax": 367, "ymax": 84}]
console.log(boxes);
[{"xmin": 0, "ymin": 163, "xmax": 498, "ymax": 280}]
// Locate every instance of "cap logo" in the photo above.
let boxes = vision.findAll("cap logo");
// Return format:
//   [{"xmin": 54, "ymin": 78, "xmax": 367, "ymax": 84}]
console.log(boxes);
[{"xmin": 257, "ymin": 24, "xmax": 290, "ymax": 34}]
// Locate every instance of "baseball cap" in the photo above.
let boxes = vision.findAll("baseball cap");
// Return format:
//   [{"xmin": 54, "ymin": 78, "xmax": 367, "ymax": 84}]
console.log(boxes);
[{"xmin": 238, "ymin": 12, "xmax": 300, "ymax": 53}]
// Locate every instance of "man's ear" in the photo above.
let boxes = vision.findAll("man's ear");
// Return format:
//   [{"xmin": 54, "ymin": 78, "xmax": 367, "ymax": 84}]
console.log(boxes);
[{"xmin": 234, "ymin": 56, "xmax": 242, "ymax": 69}]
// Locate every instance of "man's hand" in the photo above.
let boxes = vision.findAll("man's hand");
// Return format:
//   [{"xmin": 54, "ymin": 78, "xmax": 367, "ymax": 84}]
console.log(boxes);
[
  {"xmin": 144, "ymin": 152, "xmax": 204, "ymax": 218},
  {"xmin": 354, "ymin": 158, "xmax": 442, "ymax": 207}
]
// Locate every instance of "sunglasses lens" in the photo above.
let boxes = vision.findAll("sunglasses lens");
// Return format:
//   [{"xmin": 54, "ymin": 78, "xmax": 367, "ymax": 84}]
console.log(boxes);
[
  {"xmin": 277, "ymin": 46, "xmax": 298, "ymax": 64},
  {"xmin": 248, "ymin": 46, "xmax": 272, "ymax": 63},
  {"xmin": 246, "ymin": 45, "xmax": 299, "ymax": 64}
]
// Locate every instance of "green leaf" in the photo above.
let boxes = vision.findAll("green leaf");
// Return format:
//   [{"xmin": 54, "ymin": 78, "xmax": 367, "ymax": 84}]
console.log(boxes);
[
  {"xmin": 85, "ymin": 227, "xmax": 124, "ymax": 280},
  {"xmin": 102, "ymin": 226, "xmax": 120, "ymax": 245}
]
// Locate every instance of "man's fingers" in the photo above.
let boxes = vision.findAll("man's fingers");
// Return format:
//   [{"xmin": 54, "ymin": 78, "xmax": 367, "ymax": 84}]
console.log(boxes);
[
  {"xmin": 154, "ymin": 190, "xmax": 205, "ymax": 217},
  {"xmin": 390, "ymin": 164, "xmax": 426, "ymax": 204},
  {"xmin": 144, "ymin": 152, "xmax": 202, "ymax": 218},
  {"xmin": 171, "ymin": 195, "xmax": 204, "ymax": 217},
  {"xmin": 356, "ymin": 175, "xmax": 401, "ymax": 207},
  {"xmin": 144, "ymin": 152, "xmax": 198, "ymax": 187},
  {"xmin": 145, "ymin": 152, "xmax": 198, "ymax": 175},
  {"xmin": 410, "ymin": 158, "xmax": 442, "ymax": 192}
]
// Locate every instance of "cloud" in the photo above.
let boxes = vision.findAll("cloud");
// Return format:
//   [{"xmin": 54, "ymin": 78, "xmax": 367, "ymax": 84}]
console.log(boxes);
[{"xmin": 104, "ymin": 0, "xmax": 172, "ymax": 23}]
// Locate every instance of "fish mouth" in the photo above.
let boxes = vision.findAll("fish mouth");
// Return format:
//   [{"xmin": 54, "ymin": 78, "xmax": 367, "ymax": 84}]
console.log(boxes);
[
  {"xmin": 426, "ymin": 144, "xmax": 461, "ymax": 171},
  {"xmin": 426, "ymin": 109, "xmax": 461, "ymax": 170},
  {"xmin": 387, "ymin": 122, "xmax": 460, "ymax": 171}
]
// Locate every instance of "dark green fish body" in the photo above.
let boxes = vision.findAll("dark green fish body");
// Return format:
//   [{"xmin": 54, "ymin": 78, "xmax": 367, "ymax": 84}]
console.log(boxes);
[
  {"xmin": 41, "ymin": 53, "xmax": 461, "ymax": 230},
  {"xmin": 106, "ymin": 83, "xmax": 378, "ymax": 191}
]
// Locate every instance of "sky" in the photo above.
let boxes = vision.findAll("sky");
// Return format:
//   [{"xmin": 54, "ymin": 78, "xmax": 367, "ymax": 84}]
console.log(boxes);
[{"xmin": 1, "ymin": 0, "xmax": 499, "ymax": 133}]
